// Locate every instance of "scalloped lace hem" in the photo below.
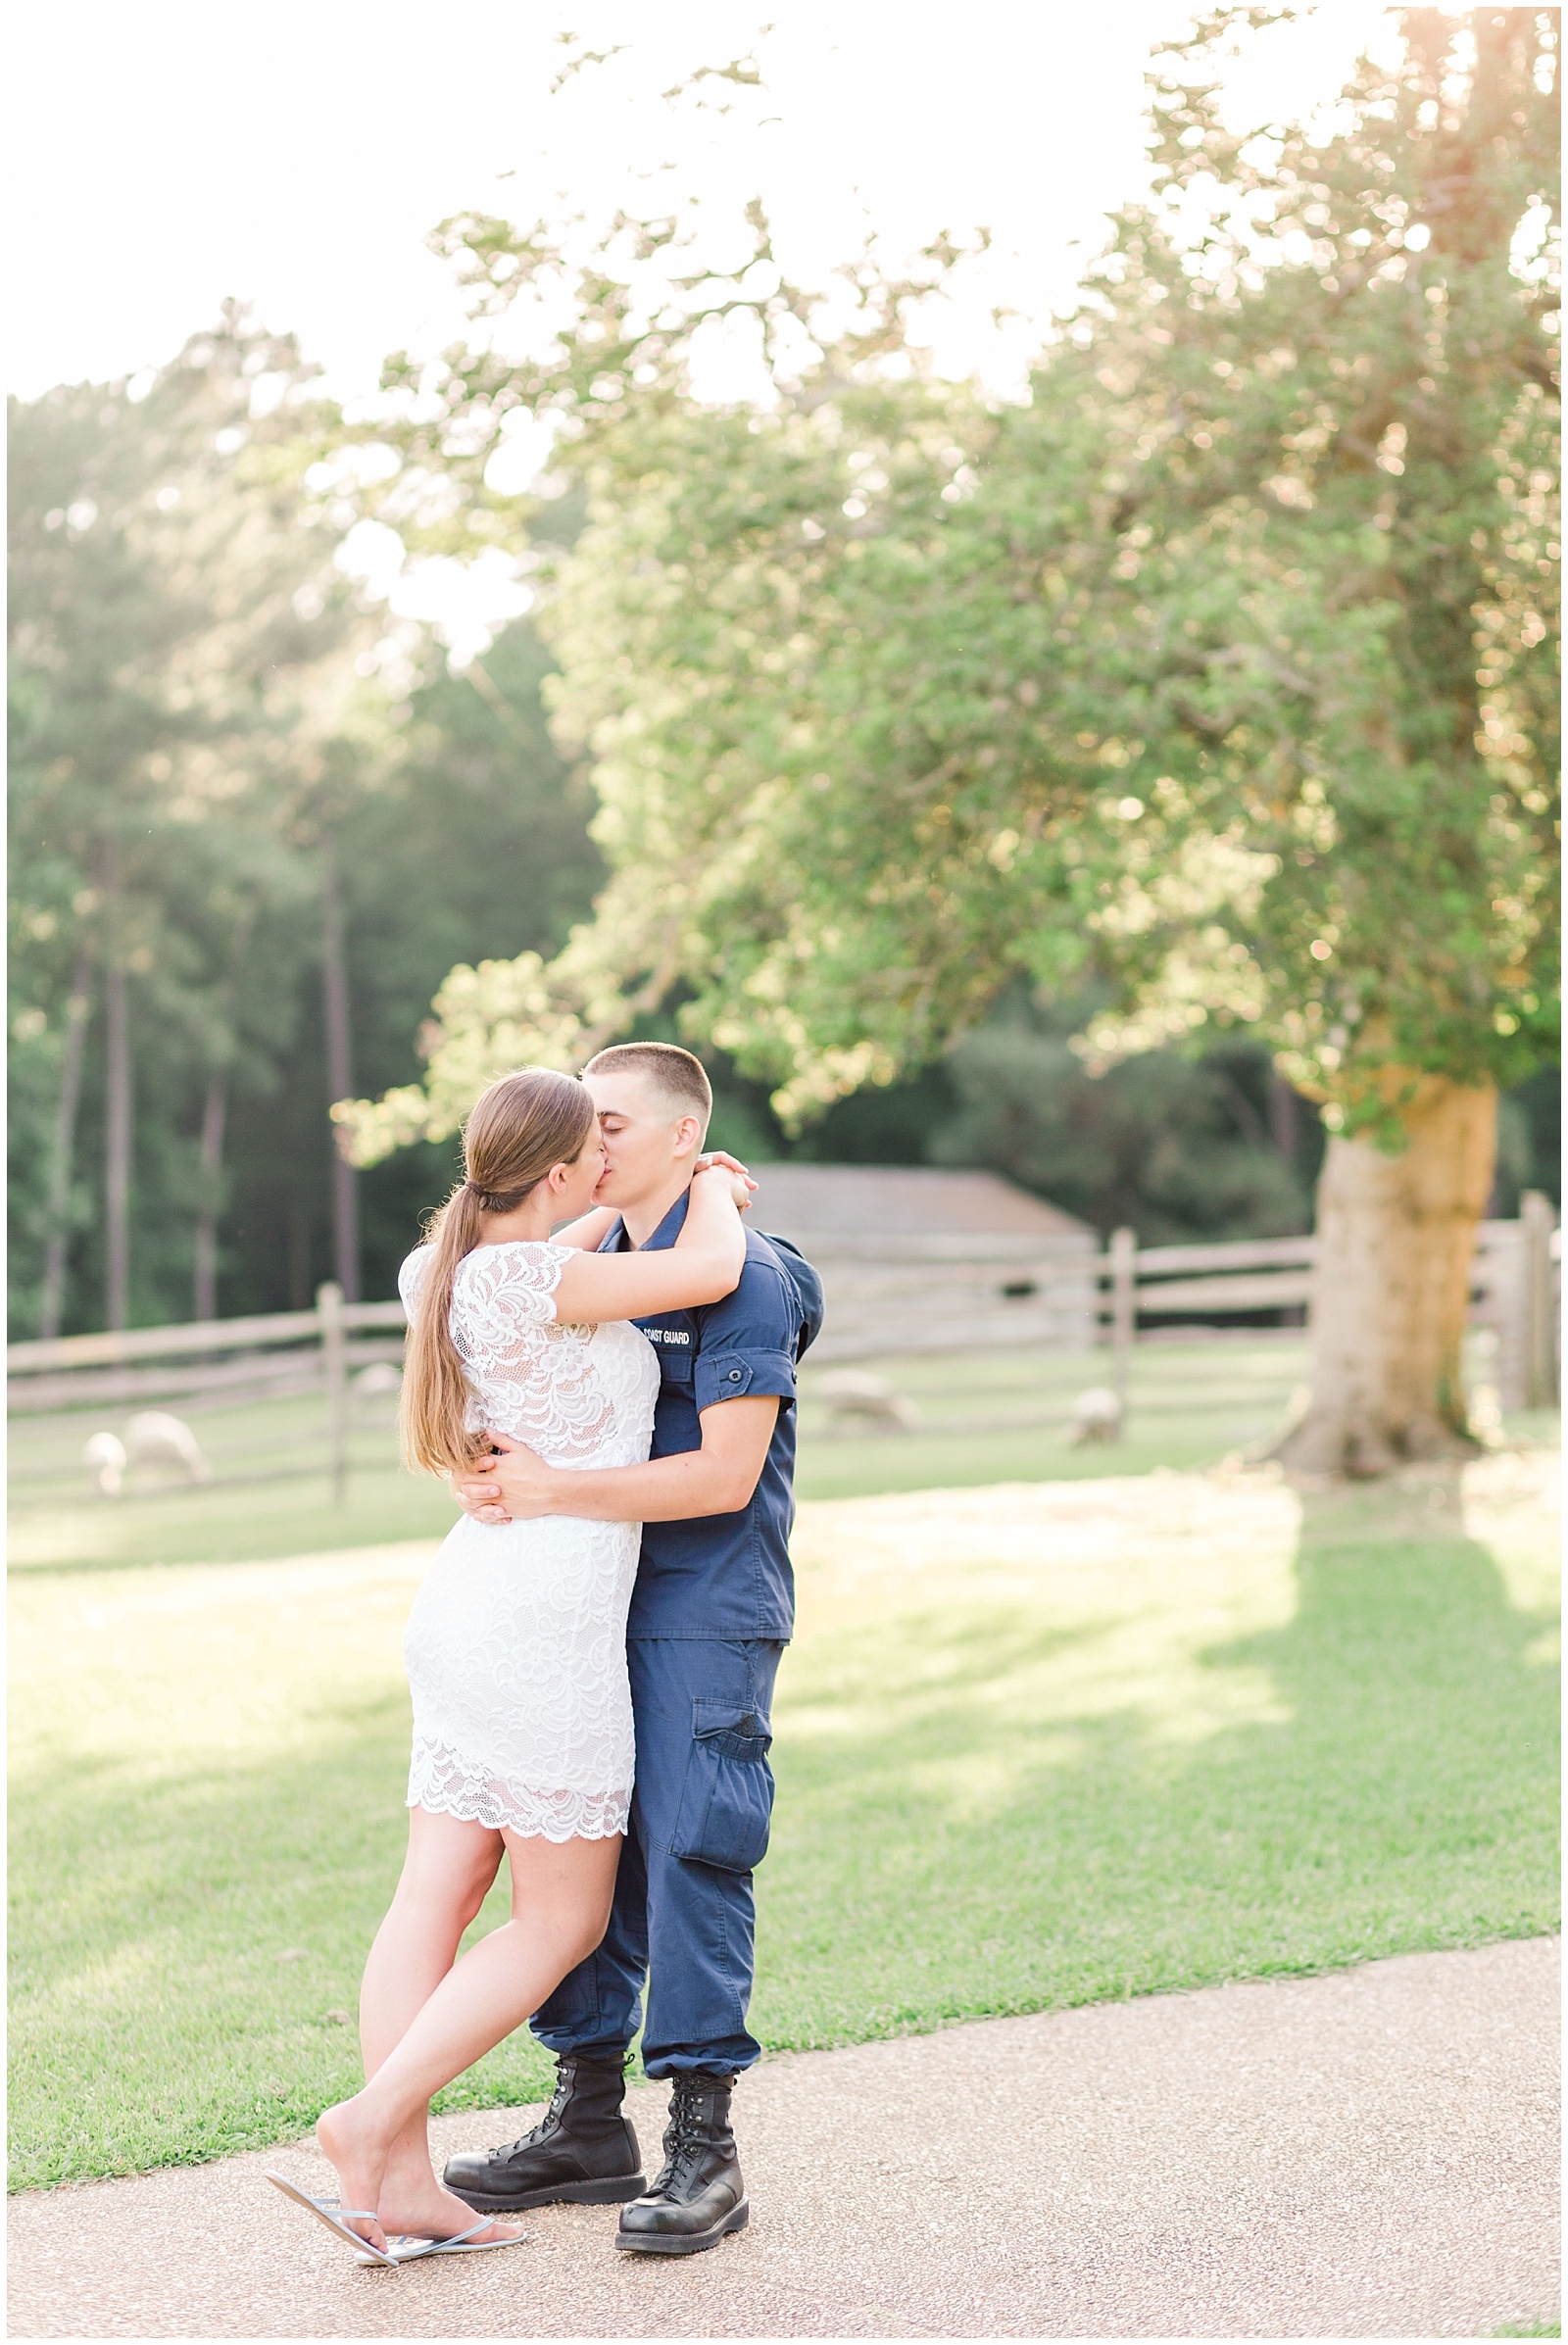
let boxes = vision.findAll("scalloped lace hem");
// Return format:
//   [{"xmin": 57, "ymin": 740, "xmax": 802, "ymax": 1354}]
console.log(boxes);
[{"xmin": 407, "ymin": 1740, "xmax": 630, "ymax": 1841}]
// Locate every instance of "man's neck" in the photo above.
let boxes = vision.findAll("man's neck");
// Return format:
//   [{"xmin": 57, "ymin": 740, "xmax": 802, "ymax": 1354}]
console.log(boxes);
[{"xmin": 619, "ymin": 1167, "xmax": 695, "ymax": 1249}]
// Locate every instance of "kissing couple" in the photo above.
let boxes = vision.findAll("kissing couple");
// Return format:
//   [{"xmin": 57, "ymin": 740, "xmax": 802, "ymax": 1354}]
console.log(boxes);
[{"xmin": 269, "ymin": 1042, "xmax": 823, "ymax": 2268}]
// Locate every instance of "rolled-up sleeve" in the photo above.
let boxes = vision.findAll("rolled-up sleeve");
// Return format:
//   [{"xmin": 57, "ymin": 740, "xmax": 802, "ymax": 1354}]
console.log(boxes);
[{"xmin": 694, "ymin": 1265, "xmax": 803, "ymax": 1413}]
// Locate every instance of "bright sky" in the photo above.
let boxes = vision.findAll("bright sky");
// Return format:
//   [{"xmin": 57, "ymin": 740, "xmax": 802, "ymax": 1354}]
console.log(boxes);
[
  {"xmin": 10, "ymin": 2, "xmax": 1403, "ymax": 651},
  {"xmin": 11, "ymin": 3, "xmax": 1405, "ymax": 401}
]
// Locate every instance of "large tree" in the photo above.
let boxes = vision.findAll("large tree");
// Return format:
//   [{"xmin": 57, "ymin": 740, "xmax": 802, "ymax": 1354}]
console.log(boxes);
[{"xmin": 341, "ymin": 9, "xmax": 1559, "ymax": 1472}]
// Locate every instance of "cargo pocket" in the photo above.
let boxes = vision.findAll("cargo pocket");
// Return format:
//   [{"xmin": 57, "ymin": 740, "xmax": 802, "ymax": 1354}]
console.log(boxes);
[{"xmin": 669, "ymin": 1699, "xmax": 774, "ymax": 1872}]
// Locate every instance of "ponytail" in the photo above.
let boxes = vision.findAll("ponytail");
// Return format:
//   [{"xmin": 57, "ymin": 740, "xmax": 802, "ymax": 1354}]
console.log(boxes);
[
  {"xmin": 397, "ymin": 1066, "xmax": 596, "ymax": 1479},
  {"xmin": 400, "ymin": 1183, "xmax": 488, "ymax": 1477}
]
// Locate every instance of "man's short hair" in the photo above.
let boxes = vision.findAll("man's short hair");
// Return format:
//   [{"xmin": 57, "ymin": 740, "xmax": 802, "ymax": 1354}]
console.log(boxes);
[{"xmin": 583, "ymin": 1042, "xmax": 712, "ymax": 1128}]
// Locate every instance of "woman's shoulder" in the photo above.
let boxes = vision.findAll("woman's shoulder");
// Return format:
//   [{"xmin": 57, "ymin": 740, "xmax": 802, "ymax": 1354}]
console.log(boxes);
[
  {"xmin": 457, "ymin": 1238, "xmax": 571, "ymax": 1271},
  {"xmin": 455, "ymin": 1240, "xmax": 571, "ymax": 1308},
  {"xmin": 398, "ymin": 1246, "xmax": 433, "ymax": 1309}
]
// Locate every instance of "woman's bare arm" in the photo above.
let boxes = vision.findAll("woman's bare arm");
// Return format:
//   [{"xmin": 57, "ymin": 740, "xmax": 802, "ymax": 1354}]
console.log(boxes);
[
  {"xmin": 550, "ymin": 1155, "xmax": 753, "ymax": 1255},
  {"xmin": 549, "ymin": 1205, "xmax": 621, "ymax": 1253},
  {"xmin": 550, "ymin": 1167, "xmax": 747, "ymax": 1322}
]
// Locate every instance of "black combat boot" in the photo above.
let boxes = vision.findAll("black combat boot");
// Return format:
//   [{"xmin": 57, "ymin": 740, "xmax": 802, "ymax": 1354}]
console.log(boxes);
[
  {"xmin": 444, "ymin": 2051, "xmax": 645, "ymax": 2212},
  {"xmin": 615, "ymin": 2072, "xmax": 747, "ymax": 2255}
]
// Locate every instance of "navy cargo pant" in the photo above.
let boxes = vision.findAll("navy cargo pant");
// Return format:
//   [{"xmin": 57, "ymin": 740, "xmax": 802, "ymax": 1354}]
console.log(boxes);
[{"xmin": 532, "ymin": 1637, "xmax": 784, "ymax": 2076}]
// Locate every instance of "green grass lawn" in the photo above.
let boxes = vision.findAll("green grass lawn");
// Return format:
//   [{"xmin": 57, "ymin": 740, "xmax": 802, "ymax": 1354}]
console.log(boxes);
[
  {"xmin": 9, "ymin": 1441, "xmax": 1557, "ymax": 2191},
  {"xmin": 7, "ymin": 1383, "xmax": 459, "ymax": 1574},
  {"xmin": 794, "ymin": 1335, "xmax": 1315, "ymax": 1498}
]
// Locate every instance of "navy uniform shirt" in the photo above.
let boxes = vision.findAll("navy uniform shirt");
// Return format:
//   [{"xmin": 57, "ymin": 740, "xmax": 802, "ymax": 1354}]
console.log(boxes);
[{"xmin": 599, "ymin": 1194, "xmax": 823, "ymax": 1640}]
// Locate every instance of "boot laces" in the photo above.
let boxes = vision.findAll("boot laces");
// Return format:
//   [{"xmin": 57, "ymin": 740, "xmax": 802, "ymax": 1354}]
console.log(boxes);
[
  {"xmin": 659, "ymin": 2075, "xmax": 729, "ymax": 2184},
  {"xmin": 493, "ymin": 2069, "xmax": 571, "ymax": 2161}
]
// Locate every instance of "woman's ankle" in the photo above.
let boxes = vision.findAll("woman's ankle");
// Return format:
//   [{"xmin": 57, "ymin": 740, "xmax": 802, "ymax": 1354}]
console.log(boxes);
[
  {"xmin": 356, "ymin": 2081, "xmax": 424, "ymax": 2148},
  {"xmin": 320, "ymin": 2089, "xmax": 386, "ymax": 2145}
]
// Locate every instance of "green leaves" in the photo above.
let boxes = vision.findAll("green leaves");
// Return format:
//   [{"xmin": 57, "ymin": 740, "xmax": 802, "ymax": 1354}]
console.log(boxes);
[{"xmin": 347, "ymin": 8, "xmax": 1558, "ymax": 1152}]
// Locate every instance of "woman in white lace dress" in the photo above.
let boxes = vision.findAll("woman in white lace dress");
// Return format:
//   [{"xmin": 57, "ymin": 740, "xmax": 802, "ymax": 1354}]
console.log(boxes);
[{"xmin": 277, "ymin": 1068, "xmax": 747, "ymax": 2265}]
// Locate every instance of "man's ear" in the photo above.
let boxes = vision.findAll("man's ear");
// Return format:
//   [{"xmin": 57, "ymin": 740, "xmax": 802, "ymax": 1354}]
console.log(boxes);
[{"xmin": 670, "ymin": 1113, "xmax": 704, "ymax": 1159}]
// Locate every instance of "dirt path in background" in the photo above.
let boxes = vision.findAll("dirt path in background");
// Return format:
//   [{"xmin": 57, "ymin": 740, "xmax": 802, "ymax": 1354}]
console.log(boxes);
[{"xmin": 9, "ymin": 1936, "xmax": 1558, "ymax": 2339}]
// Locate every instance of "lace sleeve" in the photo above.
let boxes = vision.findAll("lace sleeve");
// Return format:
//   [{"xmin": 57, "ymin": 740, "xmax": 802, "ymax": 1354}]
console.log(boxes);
[
  {"xmin": 398, "ymin": 1246, "xmax": 433, "ymax": 1322},
  {"xmin": 451, "ymin": 1241, "xmax": 569, "ymax": 1365}
]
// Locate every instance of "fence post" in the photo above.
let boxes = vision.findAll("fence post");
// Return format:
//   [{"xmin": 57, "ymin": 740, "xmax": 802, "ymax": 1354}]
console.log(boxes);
[
  {"xmin": 318, "ymin": 1280, "xmax": 348, "ymax": 1504},
  {"xmin": 1520, "ymin": 1191, "xmax": 1559, "ymax": 1410},
  {"xmin": 1109, "ymin": 1227, "xmax": 1137, "ymax": 1432}
]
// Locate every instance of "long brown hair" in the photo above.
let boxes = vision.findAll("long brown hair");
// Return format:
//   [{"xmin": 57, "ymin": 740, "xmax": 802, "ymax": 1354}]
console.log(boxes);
[{"xmin": 400, "ymin": 1067, "xmax": 596, "ymax": 1477}]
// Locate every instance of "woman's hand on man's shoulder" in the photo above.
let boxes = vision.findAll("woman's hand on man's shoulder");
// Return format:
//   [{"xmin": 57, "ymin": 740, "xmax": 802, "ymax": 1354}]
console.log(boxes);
[{"xmin": 693, "ymin": 1153, "xmax": 756, "ymax": 1210}]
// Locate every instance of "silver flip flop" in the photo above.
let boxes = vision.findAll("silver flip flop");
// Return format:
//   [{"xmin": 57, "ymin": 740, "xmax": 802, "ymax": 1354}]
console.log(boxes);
[
  {"xmin": 394, "ymin": 2216, "xmax": 530, "ymax": 2261},
  {"xmin": 265, "ymin": 2171, "xmax": 399, "ymax": 2267}
]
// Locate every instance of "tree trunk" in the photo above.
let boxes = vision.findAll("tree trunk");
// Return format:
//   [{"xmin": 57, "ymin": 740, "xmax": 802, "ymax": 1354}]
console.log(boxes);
[
  {"xmin": 1276, "ymin": 1076, "xmax": 1497, "ymax": 1477},
  {"xmin": 37, "ymin": 953, "xmax": 92, "ymax": 1341},
  {"xmin": 104, "ymin": 958, "xmax": 132, "ymax": 1332},
  {"xmin": 1268, "ymin": 1069, "xmax": 1299, "ymax": 1163},
  {"xmin": 286, "ymin": 1187, "xmax": 313, "ymax": 1310},
  {"xmin": 193, "ymin": 912, "xmax": 253, "ymax": 1323},
  {"xmin": 193, "ymin": 1073, "xmax": 227, "ymax": 1321},
  {"xmin": 320, "ymin": 847, "xmax": 361, "ymax": 1303}
]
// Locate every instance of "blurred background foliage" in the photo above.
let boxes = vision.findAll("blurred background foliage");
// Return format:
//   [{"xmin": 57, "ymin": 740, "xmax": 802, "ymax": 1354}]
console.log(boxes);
[
  {"xmin": 9, "ymin": 341, "xmax": 606, "ymax": 1334},
  {"xmin": 9, "ymin": 382, "xmax": 1559, "ymax": 1338},
  {"xmin": 332, "ymin": 7, "xmax": 1556, "ymax": 1170},
  {"xmin": 8, "ymin": 366, "xmax": 1560, "ymax": 1341},
  {"xmin": 7, "ymin": 13, "xmax": 1560, "ymax": 1342},
  {"xmin": 678, "ymin": 987, "xmax": 1555, "ymax": 1241}
]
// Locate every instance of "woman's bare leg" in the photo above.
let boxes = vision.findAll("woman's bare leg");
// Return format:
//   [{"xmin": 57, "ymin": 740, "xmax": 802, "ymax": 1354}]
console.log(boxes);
[
  {"xmin": 317, "ymin": 1822, "xmax": 621, "ymax": 2242},
  {"xmin": 353, "ymin": 1807, "xmax": 503, "ymax": 2239}
]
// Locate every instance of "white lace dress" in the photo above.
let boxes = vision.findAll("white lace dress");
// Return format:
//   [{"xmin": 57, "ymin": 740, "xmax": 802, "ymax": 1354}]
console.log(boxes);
[{"xmin": 397, "ymin": 1241, "xmax": 660, "ymax": 1840}]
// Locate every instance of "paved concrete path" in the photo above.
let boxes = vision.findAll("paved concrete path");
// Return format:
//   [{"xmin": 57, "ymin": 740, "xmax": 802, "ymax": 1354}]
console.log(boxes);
[{"xmin": 9, "ymin": 1938, "xmax": 1557, "ymax": 2340}]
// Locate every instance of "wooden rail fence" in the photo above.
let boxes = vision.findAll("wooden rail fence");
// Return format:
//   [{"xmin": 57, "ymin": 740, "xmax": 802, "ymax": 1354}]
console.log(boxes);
[
  {"xmin": 1097, "ymin": 1198, "xmax": 1560, "ymax": 1418},
  {"xmin": 8, "ymin": 1199, "xmax": 1557, "ymax": 1499}
]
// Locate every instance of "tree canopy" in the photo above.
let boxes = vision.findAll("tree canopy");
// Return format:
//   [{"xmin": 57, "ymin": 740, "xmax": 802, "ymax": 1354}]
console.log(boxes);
[{"xmin": 338, "ymin": 6, "xmax": 1559, "ymax": 1163}]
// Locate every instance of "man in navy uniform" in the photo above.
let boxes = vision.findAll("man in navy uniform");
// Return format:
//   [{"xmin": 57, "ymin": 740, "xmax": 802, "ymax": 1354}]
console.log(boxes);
[{"xmin": 443, "ymin": 1043, "xmax": 822, "ymax": 2256}]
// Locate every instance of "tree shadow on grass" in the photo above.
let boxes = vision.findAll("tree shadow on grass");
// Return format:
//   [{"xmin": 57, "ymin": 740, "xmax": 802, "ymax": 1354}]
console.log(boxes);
[{"xmin": 758, "ymin": 1465, "xmax": 1559, "ymax": 2046}]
